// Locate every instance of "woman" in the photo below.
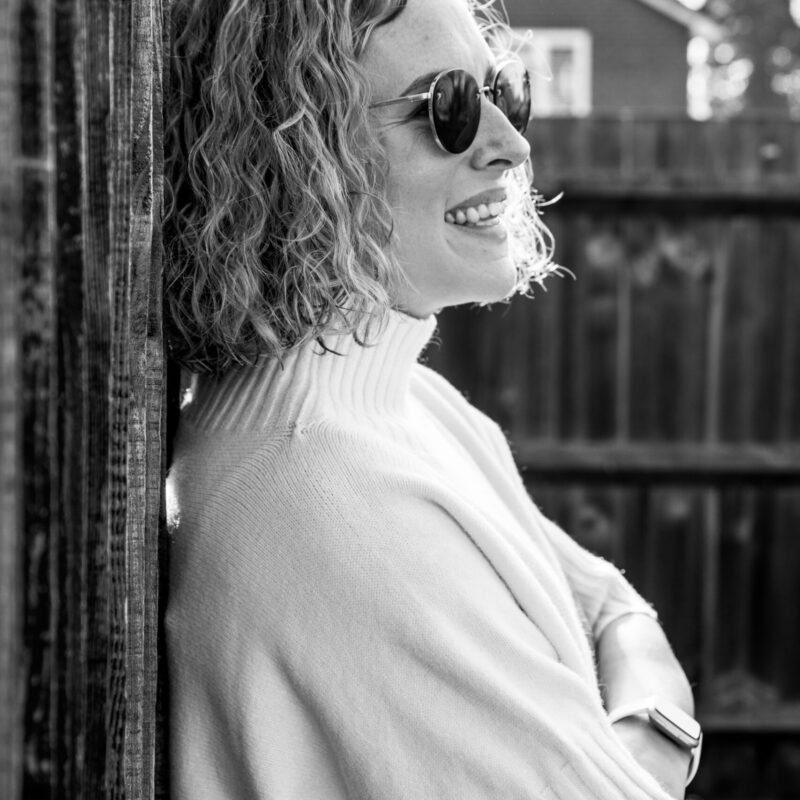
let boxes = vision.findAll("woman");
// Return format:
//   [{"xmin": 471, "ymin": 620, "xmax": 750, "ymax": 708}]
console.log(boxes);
[{"xmin": 164, "ymin": 1, "xmax": 699, "ymax": 798}]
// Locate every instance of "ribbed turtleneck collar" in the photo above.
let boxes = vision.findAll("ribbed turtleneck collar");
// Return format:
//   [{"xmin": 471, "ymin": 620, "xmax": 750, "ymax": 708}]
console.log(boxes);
[{"xmin": 183, "ymin": 311, "xmax": 438, "ymax": 432}]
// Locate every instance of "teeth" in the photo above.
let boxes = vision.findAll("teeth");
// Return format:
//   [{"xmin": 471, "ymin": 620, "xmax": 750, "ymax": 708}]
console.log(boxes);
[{"xmin": 445, "ymin": 198, "xmax": 507, "ymax": 226}]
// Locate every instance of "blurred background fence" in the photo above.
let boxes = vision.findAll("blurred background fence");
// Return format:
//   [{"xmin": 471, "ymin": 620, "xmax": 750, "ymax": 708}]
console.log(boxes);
[{"xmin": 429, "ymin": 114, "xmax": 800, "ymax": 800}]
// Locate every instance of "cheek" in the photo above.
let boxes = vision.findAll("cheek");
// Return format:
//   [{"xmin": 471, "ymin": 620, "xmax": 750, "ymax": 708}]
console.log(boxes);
[
  {"xmin": 385, "ymin": 173, "xmax": 449, "ymax": 266},
  {"xmin": 387, "ymin": 172, "xmax": 443, "ymax": 218},
  {"xmin": 383, "ymin": 130, "xmax": 450, "ymax": 213}
]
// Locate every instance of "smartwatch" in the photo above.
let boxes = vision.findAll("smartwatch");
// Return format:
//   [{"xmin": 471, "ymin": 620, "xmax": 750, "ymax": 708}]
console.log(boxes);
[{"xmin": 608, "ymin": 696, "xmax": 703, "ymax": 785}]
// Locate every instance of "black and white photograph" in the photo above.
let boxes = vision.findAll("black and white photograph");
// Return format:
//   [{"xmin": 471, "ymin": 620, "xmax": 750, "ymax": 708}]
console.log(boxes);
[{"xmin": 2, "ymin": 1, "xmax": 799, "ymax": 798}]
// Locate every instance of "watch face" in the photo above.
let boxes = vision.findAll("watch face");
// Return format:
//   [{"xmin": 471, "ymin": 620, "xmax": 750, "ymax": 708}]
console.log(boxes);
[{"xmin": 650, "ymin": 702, "xmax": 702, "ymax": 748}]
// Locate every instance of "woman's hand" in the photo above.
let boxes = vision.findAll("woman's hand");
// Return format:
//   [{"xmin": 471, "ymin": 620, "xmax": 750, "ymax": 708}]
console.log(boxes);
[{"xmin": 611, "ymin": 714, "xmax": 691, "ymax": 799}]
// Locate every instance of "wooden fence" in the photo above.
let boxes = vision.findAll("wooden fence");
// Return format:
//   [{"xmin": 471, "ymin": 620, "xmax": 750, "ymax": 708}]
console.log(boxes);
[
  {"xmin": 429, "ymin": 115, "xmax": 800, "ymax": 800},
  {"xmin": 2, "ymin": 1, "xmax": 169, "ymax": 798}
]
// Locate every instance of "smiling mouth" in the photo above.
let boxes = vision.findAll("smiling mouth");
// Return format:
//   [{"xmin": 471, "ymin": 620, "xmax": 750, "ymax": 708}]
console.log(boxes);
[{"xmin": 444, "ymin": 198, "xmax": 507, "ymax": 228}]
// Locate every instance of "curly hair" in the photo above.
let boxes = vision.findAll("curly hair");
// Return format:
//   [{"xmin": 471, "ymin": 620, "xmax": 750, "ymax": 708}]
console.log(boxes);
[{"xmin": 164, "ymin": 0, "xmax": 557, "ymax": 373}]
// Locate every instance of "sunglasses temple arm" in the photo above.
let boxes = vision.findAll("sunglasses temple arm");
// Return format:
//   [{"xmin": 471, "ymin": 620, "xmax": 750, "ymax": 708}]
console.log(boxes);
[{"xmin": 370, "ymin": 91, "xmax": 431, "ymax": 109}]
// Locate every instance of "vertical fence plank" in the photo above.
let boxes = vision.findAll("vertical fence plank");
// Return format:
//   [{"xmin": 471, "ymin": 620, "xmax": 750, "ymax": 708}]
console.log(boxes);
[
  {"xmin": 1, "ymin": 1, "xmax": 24, "ymax": 797},
  {"xmin": 767, "ymin": 489, "xmax": 800, "ymax": 699},
  {"xmin": 18, "ymin": 0, "xmax": 60, "ymax": 794},
  {"xmin": 492, "ymin": 298, "xmax": 531, "ymax": 437},
  {"xmin": 582, "ymin": 217, "xmax": 622, "ymax": 439},
  {"xmin": 125, "ymin": 1, "xmax": 166, "ymax": 794},
  {"xmin": 719, "ymin": 217, "xmax": 764, "ymax": 442},
  {"xmin": 778, "ymin": 222, "xmax": 800, "ymax": 441},
  {"xmin": 627, "ymin": 212, "xmax": 662, "ymax": 439},
  {"xmin": 107, "ymin": 2, "xmax": 134, "ymax": 795},
  {"xmin": 532, "ymin": 212, "xmax": 569, "ymax": 440},
  {"xmin": 564, "ymin": 212, "xmax": 592, "ymax": 439},
  {"xmin": 696, "ymin": 215, "xmax": 730, "ymax": 711},
  {"xmin": 639, "ymin": 487, "xmax": 705, "ymax": 680},
  {"xmin": 52, "ymin": 0, "xmax": 87, "ymax": 789},
  {"xmin": 550, "ymin": 212, "xmax": 581, "ymax": 439}
]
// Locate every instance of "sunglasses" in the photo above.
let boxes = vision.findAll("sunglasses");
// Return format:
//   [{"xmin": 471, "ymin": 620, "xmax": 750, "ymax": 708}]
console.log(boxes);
[{"xmin": 370, "ymin": 59, "xmax": 531, "ymax": 154}]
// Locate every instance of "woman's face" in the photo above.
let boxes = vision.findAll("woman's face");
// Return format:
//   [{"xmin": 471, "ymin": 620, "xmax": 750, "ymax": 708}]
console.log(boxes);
[{"xmin": 362, "ymin": 0, "xmax": 531, "ymax": 318}]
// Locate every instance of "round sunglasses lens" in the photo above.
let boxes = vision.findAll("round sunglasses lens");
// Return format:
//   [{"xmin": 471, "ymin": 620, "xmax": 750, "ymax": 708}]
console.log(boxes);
[
  {"xmin": 493, "ymin": 61, "xmax": 532, "ymax": 134},
  {"xmin": 432, "ymin": 70, "xmax": 481, "ymax": 154}
]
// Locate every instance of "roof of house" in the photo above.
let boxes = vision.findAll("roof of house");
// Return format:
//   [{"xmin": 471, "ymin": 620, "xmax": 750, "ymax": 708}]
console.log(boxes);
[{"xmin": 634, "ymin": 0, "xmax": 724, "ymax": 40}]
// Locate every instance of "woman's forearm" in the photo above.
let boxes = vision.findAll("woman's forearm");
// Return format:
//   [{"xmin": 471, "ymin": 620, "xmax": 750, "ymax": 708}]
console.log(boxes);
[
  {"xmin": 596, "ymin": 613, "xmax": 696, "ymax": 798},
  {"xmin": 597, "ymin": 612, "xmax": 694, "ymax": 713}
]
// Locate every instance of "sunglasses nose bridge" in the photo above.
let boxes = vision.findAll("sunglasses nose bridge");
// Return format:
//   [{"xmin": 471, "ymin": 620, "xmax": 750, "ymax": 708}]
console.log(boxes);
[{"xmin": 468, "ymin": 91, "xmax": 531, "ymax": 168}]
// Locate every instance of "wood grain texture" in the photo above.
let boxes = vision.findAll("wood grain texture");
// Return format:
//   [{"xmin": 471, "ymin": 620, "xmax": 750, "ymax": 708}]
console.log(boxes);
[
  {"xmin": 107, "ymin": 1, "xmax": 135, "ymax": 794},
  {"xmin": 4, "ymin": 0, "xmax": 169, "ymax": 797},
  {"xmin": 123, "ymin": 2, "xmax": 166, "ymax": 796}
]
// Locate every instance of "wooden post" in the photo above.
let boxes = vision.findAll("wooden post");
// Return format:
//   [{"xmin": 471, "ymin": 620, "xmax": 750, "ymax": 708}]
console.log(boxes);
[{"xmin": 1, "ymin": 0, "xmax": 170, "ymax": 798}]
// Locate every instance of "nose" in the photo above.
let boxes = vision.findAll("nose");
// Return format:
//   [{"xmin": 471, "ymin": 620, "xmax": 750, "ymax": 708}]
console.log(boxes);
[{"xmin": 468, "ymin": 99, "xmax": 530, "ymax": 171}]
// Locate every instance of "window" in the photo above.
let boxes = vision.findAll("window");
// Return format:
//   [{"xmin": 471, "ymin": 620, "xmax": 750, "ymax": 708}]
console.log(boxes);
[{"xmin": 512, "ymin": 28, "xmax": 592, "ymax": 117}]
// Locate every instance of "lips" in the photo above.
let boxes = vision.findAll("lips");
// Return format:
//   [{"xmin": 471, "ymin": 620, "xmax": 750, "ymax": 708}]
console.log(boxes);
[
  {"xmin": 445, "ymin": 196, "xmax": 507, "ymax": 229},
  {"xmin": 445, "ymin": 200, "xmax": 507, "ymax": 226},
  {"xmin": 445, "ymin": 188, "xmax": 508, "ymax": 227}
]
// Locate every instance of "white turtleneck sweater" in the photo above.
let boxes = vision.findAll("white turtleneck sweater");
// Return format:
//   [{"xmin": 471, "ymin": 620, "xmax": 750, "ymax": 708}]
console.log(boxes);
[{"xmin": 166, "ymin": 311, "xmax": 671, "ymax": 800}]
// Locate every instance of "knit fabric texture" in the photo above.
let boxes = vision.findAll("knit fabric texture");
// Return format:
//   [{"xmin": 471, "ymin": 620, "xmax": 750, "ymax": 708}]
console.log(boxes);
[{"xmin": 166, "ymin": 310, "xmax": 671, "ymax": 799}]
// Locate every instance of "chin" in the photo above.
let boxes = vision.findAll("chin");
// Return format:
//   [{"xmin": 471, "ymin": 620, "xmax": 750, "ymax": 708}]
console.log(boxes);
[{"xmin": 473, "ymin": 260, "xmax": 518, "ymax": 304}]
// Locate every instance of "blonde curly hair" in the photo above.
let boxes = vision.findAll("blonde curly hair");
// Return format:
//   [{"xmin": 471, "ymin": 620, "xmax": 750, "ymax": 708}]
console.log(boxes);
[{"xmin": 164, "ymin": 0, "xmax": 556, "ymax": 373}]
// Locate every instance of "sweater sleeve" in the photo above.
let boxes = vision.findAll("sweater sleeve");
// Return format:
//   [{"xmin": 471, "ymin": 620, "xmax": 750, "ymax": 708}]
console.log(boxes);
[
  {"xmin": 166, "ymin": 426, "xmax": 671, "ymax": 800},
  {"xmin": 444, "ymin": 392, "xmax": 659, "ymax": 643},
  {"xmin": 535, "ymin": 513, "xmax": 658, "ymax": 641}
]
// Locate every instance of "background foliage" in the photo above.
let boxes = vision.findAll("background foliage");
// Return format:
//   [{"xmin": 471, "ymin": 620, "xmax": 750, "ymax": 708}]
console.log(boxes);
[{"xmin": 692, "ymin": 0, "xmax": 800, "ymax": 116}]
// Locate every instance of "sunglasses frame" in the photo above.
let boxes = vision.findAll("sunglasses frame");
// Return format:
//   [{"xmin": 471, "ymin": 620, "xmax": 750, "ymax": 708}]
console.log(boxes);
[{"xmin": 370, "ymin": 58, "xmax": 532, "ymax": 154}]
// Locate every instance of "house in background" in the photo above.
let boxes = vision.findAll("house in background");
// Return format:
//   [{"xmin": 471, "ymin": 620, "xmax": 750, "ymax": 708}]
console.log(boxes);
[{"xmin": 502, "ymin": 0, "xmax": 722, "ymax": 115}]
